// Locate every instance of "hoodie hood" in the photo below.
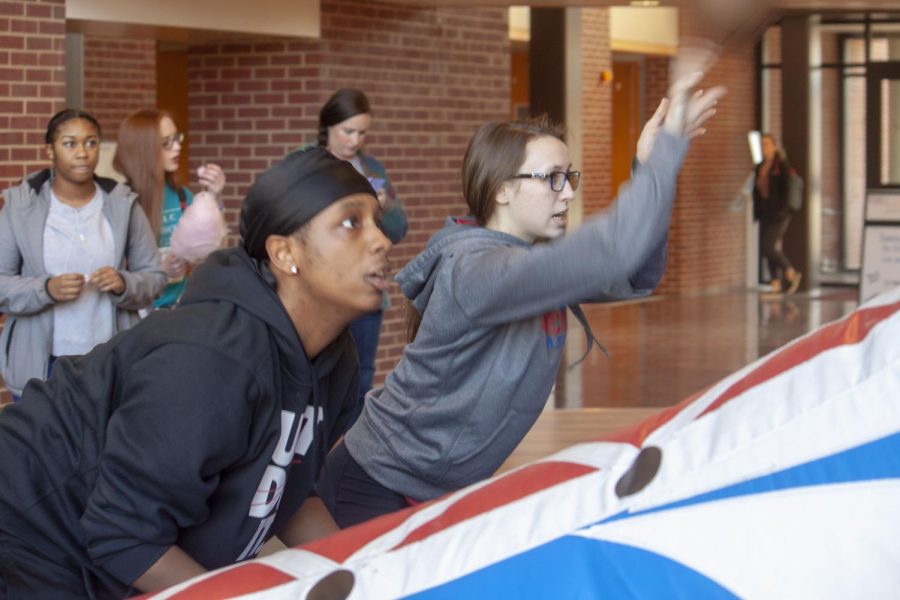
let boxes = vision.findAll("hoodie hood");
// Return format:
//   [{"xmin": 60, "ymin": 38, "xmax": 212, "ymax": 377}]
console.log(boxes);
[
  {"xmin": 181, "ymin": 245, "xmax": 350, "ymax": 375},
  {"xmin": 181, "ymin": 246, "xmax": 300, "ymax": 350},
  {"xmin": 397, "ymin": 216, "xmax": 529, "ymax": 315},
  {"xmin": 180, "ymin": 246, "xmax": 352, "ymax": 474}
]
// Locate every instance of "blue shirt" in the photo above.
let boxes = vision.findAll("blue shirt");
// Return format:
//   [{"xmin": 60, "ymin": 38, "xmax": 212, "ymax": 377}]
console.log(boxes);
[{"xmin": 155, "ymin": 184, "xmax": 193, "ymax": 309}]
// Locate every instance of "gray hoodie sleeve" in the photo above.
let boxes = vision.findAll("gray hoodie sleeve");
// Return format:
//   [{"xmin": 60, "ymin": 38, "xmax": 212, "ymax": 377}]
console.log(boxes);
[
  {"xmin": 0, "ymin": 194, "xmax": 55, "ymax": 315},
  {"xmin": 111, "ymin": 202, "xmax": 167, "ymax": 310},
  {"xmin": 451, "ymin": 131, "xmax": 689, "ymax": 326}
]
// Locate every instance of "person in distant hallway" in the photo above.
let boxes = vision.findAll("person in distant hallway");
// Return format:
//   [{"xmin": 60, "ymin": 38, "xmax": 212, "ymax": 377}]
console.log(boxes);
[
  {"xmin": 753, "ymin": 133, "xmax": 802, "ymax": 295},
  {"xmin": 0, "ymin": 109, "xmax": 165, "ymax": 402},
  {"xmin": 318, "ymin": 51, "xmax": 726, "ymax": 528},
  {"xmin": 0, "ymin": 147, "xmax": 391, "ymax": 597}
]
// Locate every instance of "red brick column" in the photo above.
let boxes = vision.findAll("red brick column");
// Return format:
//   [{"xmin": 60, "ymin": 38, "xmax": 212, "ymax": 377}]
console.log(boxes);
[
  {"xmin": 0, "ymin": 0, "xmax": 66, "ymax": 190},
  {"xmin": 579, "ymin": 8, "xmax": 613, "ymax": 216},
  {"xmin": 658, "ymin": 13, "xmax": 757, "ymax": 293},
  {"xmin": 0, "ymin": 0, "xmax": 66, "ymax": 404}
]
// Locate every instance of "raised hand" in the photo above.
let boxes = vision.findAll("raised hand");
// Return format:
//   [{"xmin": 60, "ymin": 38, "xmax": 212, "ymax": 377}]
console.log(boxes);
[
  {"xmin": 664, "ymin": 43, "xmax": 726, "ymax": 138},
  {"xmin": 197, "ymin": 163, "xmax": 226, "ymax": 196},
  {"xmin": 636, "ymin": 98, "xmax": 669, "ymax": 165}
]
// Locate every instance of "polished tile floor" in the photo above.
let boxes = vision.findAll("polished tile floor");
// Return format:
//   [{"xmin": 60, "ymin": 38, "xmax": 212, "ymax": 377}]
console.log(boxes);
[
  {"xmin": 554, "ymin": 286, "xmax": 860, "ymax": 410},
  {"xmin": 498, "ymin": 285, "xmax": 861, "ymax": 472}
]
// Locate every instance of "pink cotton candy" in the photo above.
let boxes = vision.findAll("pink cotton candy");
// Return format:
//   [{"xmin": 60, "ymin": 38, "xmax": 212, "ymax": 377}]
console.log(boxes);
[{"xmin": 170, "ymin": 191, "xmax": 227, "ymax": 263}]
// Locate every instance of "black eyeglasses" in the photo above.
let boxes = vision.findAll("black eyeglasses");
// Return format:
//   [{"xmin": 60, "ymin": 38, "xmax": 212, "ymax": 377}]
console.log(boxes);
[
  {"xmin": 161, "ymin": 132, "xmax": 184, "ymax": 150},
  {"xmin": 511, "ymin": 170, "xmax": 581, "ymax": 192}
]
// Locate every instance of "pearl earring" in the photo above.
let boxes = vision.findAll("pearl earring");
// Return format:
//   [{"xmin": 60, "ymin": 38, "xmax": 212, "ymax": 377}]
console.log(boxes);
[{"xmin": 289, "ymin": 265, "xmax": 298, "ymax": 275}]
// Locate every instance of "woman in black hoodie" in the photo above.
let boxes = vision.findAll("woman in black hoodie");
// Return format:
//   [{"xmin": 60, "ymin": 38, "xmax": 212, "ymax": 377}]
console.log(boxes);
[{"xmin": 0, "ymin": 147, "xmax": 391, "ymax": 598}]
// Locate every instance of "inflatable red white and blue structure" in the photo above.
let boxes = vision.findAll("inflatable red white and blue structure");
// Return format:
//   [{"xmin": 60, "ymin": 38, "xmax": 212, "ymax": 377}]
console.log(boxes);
[{"xmin": 148, "ymin": 287, "xmax": 900, "ymax": 599}]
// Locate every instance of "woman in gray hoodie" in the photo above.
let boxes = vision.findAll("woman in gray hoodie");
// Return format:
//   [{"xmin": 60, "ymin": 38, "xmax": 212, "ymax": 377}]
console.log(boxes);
[
  {"xmin": 319, "ymin": 60, "xmax": 726, "ymax": 528},
  {"xmin": 0, "ymin": 110, "xmax": 166, "ymax": 401}
]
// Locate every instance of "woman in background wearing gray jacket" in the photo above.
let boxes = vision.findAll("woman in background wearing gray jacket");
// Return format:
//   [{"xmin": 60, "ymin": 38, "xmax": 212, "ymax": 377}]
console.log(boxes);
[
  {"xmin": 0, "ymin": 109, "xmax": 166, "ymax": 401},
  {"xmin": 319, "ymin": 54, "xmax": 725, "ymax": 527}
]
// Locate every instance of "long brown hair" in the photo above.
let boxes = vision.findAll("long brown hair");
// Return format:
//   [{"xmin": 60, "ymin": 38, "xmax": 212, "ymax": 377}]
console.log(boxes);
[{"xmin": 113, "ymin": 109, "xmax": 181, "ymax": 237}]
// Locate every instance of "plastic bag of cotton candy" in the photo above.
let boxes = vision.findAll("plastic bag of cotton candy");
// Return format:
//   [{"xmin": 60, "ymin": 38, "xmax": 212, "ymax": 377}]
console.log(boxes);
[{"xmin": 170, "ymin": 190, "xmax": 228, "ymax": 263}]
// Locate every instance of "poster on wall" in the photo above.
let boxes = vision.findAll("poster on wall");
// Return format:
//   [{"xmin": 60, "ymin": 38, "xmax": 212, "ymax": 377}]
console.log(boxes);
[{"xmin": 860, "ymin": 191, "xmax": 900, "ymax": 303}]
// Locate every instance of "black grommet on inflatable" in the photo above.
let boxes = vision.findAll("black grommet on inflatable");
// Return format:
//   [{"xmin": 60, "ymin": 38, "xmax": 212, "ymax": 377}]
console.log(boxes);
[{"xmin": 615, "ymin": 446, "xmax": 662, "ymax": 498}]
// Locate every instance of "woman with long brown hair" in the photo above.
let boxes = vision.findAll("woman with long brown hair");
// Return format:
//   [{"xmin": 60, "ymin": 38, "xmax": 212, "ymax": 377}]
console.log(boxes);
[{"xmin": 114, "ymin": 110, "xmax": 226, "ymax": 308}]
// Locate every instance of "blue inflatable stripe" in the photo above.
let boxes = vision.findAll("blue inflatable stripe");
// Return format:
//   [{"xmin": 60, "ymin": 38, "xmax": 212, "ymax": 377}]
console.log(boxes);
[
  {"xmin": 405, "ymin": 537, "xmax": 736, "ymax": 599},
  {"xmin": 600, "ymin": 430, "xmax": 900, "ymax": 526}
]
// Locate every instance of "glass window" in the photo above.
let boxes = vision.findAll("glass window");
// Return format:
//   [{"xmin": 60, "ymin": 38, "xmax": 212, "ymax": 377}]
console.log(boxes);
[
  {"xmin": 843, "ymin": 75, "xmax": 866, "ymax": 269},
  {"xmin": 879, "ymin": 78, "xmax": 900, "ymax": 185},
  {"xmin": 761, "ymin": 67, "xmax": 782, "ymax": 139},
  {"xmin": 763, "ymin": 26, "xmax": 781, "ymax": 65},
  {"xmin": 868, "ymin": 34, "xmax": 896, "ymax": 62}
]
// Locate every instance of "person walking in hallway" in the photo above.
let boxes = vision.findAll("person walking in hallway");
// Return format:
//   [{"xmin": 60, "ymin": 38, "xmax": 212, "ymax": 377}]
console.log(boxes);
[{"xmin": 753, "ymin": 133, "xmax": 802, "ymax": 296}]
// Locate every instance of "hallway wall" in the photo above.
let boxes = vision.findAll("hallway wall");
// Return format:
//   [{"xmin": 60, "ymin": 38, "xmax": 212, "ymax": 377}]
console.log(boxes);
[
  {"xmin": 184, "ymin": 0, "xmax": 510, "ymax": 384},
  {"xmin": 0, "ymin": 0, "xmax": 66, "ymax": 189},
  {"xmin": 659, "ymin": 11, "xmax": 756, "ymax": 293},
  {"xmin": 83, "ymin": 37, "xmax": 156, "ymax": 140}
]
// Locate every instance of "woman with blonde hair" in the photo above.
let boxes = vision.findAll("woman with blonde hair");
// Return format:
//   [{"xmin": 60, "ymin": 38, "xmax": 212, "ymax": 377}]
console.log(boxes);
[{"xmin": 753, "ymin": 133, "xmax": 802, "ymax": 295}]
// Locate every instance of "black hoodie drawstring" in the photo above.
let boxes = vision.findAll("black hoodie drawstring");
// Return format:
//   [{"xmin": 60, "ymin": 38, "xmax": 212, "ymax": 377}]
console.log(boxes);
[
  {"xmin": 305, "ymin": 360, "xmax": 326, "ymax": 481},
  {"xmin": 567, "ymin": 304, "xmax": 611, "ymax": 368},
  {"xmin": 80, "ymin": 567, "xmax": 99, "ymax": 600}
]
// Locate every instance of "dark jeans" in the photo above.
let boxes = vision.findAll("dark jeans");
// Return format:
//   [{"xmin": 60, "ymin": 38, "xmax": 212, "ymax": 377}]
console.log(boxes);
[
  {"xmin": 318, "ymin": 441, "xmax": 410, "ymax": 529},
  {"xmin": 10, "ymin": 356, "xmax": 57, "ymax": 403},
  {"xmin": 348, "ymin": 310, "xmax": 383, "ymax": 406},
  {"xmin": 761, "ymin": 215, "xmax": 793, "ymax": 283}
]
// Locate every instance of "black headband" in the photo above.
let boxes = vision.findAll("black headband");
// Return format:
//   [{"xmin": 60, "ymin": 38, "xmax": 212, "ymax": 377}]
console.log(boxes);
[{"xmin": 240, "ymin": 146, "xmax": 376, "ymax": 260}]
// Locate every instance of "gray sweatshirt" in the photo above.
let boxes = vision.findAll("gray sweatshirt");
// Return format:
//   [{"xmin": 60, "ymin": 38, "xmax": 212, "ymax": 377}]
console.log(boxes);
[
  {"xmin": 0, "ymin": 170, "xmax": 166, "ymax": 396},
  {"xmin": 344, "ymin": 131, "xmax": 689, "ymax": 500}
]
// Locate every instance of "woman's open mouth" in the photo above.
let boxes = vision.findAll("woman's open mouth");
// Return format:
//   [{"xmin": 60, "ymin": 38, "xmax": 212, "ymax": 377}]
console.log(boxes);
[{"xmin": 364, "ymin": 267, "xmax": 390, "ymax": 292}]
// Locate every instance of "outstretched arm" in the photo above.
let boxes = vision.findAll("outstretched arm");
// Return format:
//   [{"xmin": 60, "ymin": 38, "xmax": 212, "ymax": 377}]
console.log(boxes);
[{"xmin": 637, "ymin": 45, "xmax": 726, "ymax": 165}]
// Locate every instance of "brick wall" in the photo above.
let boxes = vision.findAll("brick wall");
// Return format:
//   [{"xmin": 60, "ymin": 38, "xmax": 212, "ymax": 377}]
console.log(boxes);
[
  {"xmin": 644, "ymin": 56, "xmax": 669, "ymax": 124},
  {"xmin": 575, "ymin": 14, "xmax": 753, "ymax": 294},
  {"xmin": 187, "ymin": 0, "xmax": 510, "ymax": 384},
  {"xmin": 0, "ymin": 0, "xmax": 66, "ymax": 190},
  {"xmin": 0, "ymin": 0, "xmax": 66, "ymax": 404},
  {"xmin": 578, "ymin": 8, "xmax": 612, "ymax": 217},
  {"xmin": 657, "ymin": 13, "xmax": 756, "ymax": 293},
  {"xmin": 83, "ymin": 35, "xmax": 156, "ymax": 141}
]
